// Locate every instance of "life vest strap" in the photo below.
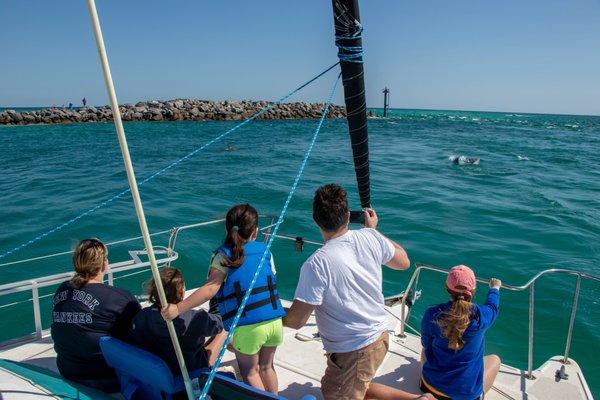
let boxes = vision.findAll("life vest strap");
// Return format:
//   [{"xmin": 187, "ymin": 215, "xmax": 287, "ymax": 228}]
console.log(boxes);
[
  {"xmin": 216, "ymin": 283, "xmax": 277, "ymax": 303},
  {"xmin": 233, "ymin": 282, "xmax": 245, "ymax": 317},
  {"xmin": 221, "ymin": 294, "xmax": 281, "ymax": 322},
  {"xmin": 267, "ymin": 275, "xmax": 277, "ymax": 309}
]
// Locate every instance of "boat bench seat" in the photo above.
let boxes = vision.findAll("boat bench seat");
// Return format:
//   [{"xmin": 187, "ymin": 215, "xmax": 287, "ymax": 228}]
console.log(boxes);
[{"xmin": 99, "ymin": 336, "xmax": 316, "ymax": 400}]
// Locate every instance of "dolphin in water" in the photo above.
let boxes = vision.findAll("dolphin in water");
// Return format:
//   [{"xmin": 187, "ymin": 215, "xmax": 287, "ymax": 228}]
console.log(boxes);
[
  {"xmin": 225, "ymin": 143, "xmax": 236, "ymax": 152},
  {"xmin": 449, "ymin": 155, "xmax": 480, "ymax": 165}
]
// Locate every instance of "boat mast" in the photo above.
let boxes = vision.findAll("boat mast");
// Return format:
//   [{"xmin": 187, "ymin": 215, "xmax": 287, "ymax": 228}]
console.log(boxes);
[
  {"xmin": 332, "ymin": 0, "xmax": 371, "ymax": 208},
  {"xmin": 85, "ymin": 1, "xmax": 194, "ymax": 399}
]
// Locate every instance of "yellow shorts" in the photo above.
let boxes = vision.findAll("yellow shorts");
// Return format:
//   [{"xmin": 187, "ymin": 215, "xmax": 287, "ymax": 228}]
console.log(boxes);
[{"xmin": 232, "ymin": 318, "xmax": 283, "ymax": 355}]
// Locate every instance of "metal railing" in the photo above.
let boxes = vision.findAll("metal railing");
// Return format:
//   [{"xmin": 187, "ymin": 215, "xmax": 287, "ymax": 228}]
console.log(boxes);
[
  {"xmin": 6, "ymin": 219, "xmax": 596, "ymax": 381},
  {"xmin": 0, "ymin": 216, "xmax": 278, "ymax": 348},
  {"xmin": 398, "ymin": 263, "xmax": 600, "ymax": 379},
  {"xmin": 0, "ymin": 247, "xmax": 178, "ymax": 345}
]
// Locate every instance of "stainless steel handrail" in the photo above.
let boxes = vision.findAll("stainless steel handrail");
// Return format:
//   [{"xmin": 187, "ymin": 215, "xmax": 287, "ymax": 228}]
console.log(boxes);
[
  {"xmin": 5, "ymin": 218, "xmax": 598, "ymax": 379},
  {"xmin": 398, "ymin": 263, "xmax": 600, "ymax": 379},
  {"xmin": 0, "ymin": 247, "xmax": 178, "ymax": 342},
  {"xmin": 0, "ymin": 215, "xmax": 277, "ymax": 346},
  {"xmin": 0, "ymin": 247, "xmax": 177, "ymax": 295}
]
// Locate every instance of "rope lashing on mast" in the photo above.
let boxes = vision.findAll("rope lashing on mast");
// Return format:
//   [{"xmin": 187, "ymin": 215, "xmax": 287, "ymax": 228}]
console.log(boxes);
[
  {"xmin": 333, "ymin": 0, "xmax": 371, "ymax": 208},
  {"xmin": 198, "ymin": 74, "xmax": 341, "ymax": 400},
  {"xmin": 334, "ymin": 9, "xmax": 364, "ymax": 64},
  {"xmin": 0, "ymin": 63, "xmax": 340, "ymax": 261}
]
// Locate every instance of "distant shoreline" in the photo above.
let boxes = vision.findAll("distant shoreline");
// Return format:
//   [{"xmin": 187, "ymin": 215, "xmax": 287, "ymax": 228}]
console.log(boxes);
[
  {"xmin": 0, "ymin": 99, "xmax": 348, "ymax": 125},
  {"xmin": 3, "ymin": 105, "xmax": 599, "ymax": 121}
]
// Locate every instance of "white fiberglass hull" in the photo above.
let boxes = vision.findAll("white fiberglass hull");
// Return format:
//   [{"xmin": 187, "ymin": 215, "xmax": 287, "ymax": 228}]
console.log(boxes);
[{"xmin": 0, "ymin": 295, "xmax": 594, "ymax": 400}]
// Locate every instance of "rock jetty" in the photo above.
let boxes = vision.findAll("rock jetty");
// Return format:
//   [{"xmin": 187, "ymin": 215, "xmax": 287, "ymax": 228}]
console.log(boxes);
[{"xmin": 0, "ymin": 99, "xmax": 347, "ymax": 125}]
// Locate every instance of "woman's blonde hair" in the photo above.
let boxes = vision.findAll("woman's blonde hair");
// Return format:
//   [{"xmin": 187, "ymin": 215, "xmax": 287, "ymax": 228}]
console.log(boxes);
[
  {"xmin": 70, "ymin": 238, "xmax": 107, "ymax": 289},
  {"xmin": 437, "ymin": 290, "xmax": 474, "ymax": 351}
]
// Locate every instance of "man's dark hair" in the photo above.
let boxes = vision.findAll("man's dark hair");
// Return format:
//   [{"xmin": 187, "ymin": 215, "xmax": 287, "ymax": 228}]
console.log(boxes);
[{"xmin": 313, "ymin": 184, "xmax": 349, "ymax": 232}]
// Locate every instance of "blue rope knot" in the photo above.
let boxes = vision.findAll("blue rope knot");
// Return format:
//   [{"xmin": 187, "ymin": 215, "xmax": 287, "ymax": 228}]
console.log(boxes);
[{"xmin": 335, "ymin": 24, "xmax": 364, "ymax": 64}]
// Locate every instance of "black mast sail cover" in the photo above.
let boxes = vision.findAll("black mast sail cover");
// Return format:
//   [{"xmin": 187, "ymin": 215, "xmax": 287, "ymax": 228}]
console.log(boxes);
[{"xmin": 332, "ymin": 0, "xmax": 371, "ymax": 208}]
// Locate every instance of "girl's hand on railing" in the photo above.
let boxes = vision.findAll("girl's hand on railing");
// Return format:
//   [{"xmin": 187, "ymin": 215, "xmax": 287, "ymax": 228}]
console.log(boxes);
[
  {"xmin": 161, "ymin": 303, "xmax": 180, "ymax": 321},
  {"xmin": 490, "ymin": 278, "xmax": 502, "ymax": 289}
]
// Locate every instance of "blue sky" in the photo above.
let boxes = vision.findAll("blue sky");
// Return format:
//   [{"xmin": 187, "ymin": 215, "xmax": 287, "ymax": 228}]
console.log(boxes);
[{"xmin": 1, "ymin": 0, "xmax": 599, "ymax": 115}]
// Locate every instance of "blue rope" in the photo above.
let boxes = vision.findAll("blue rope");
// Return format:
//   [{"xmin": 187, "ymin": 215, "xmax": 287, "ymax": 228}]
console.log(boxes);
[
  {"xmin": 335, "ymin": 25, "xmax": 364, "ymax": 63},
  {"xmin": 198, "ymin": 74, "xmax": 341, "ymax": 400},
  {"xmin": 0, "ymin": 63, "xmax": 340, "ymax": 261}
]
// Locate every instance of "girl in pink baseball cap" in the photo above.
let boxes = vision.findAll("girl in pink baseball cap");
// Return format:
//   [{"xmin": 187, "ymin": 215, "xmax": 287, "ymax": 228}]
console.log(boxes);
[{"xmin": 419, "ymin": 265, "xmax": 502, "ymax": 400}]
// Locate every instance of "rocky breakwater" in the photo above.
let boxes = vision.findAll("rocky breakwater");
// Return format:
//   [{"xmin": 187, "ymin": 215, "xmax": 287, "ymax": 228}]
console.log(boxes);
[{"xmin": 0, "ymin": 99, "xmax": 347, "ymax": 125}]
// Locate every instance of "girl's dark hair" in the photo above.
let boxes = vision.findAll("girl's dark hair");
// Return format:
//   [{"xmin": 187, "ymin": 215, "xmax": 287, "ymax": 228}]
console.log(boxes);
[
  {"xmin": 147, "ymin": 267, "xmax": 185, "ymax": 308},
  {"xmin": 70, "ymin": 238, "xmax": 107, "ymax": 289},
  {"xmin": 436, "ymin": 290, "xmax": 474, "ymax": 351},
  {"xmin": 221, "ymin": 203, "xmax": 258, "ymax": 268},
  {"xmin": 312, "ymin": 184, "xmax": 349, "ymax": 232}
]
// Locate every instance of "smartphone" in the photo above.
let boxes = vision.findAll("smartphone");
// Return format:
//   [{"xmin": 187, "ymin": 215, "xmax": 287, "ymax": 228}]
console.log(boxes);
[{"xmin": 349, "ymin": 210, "xmax": 365, "ymax": 225}]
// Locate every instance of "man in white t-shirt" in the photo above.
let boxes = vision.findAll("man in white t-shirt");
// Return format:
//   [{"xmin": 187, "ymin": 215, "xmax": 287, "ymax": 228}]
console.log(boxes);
[{"xmin": 284, "ymin": 184, "xmax": 423, "ymax": 400}]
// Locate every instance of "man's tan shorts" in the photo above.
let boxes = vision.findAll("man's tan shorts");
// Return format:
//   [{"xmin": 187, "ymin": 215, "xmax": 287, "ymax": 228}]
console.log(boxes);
[{"xmin": 321, "ymin": 331, "xmax": 389, "ymax": 400}]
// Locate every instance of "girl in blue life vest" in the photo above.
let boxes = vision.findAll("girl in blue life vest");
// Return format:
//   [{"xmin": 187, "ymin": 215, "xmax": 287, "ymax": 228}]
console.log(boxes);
[{"xmin": 162, "ymin": 204, "xmax": 285, "ymax": 394}]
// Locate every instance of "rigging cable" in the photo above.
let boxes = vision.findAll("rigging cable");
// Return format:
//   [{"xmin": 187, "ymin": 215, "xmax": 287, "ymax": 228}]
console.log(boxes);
[
  {"xmin": 198, "ymin": 73, "xmax": 342, "ymax": 400},
  {"xmin": 0, "ymin": 62, "xmax": 340, "ymax": 261}
]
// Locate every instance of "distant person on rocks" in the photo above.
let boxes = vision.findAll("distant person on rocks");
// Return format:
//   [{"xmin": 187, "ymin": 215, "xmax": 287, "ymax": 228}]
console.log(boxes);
[
  {"xmin": 420, "ymin": 265, "xmax": 501, "ymax": 400},
  {"xmin": 82, "ymin": 97, "xmax": 87, "ymax": 107},
  {"xmin": 162, "ymin": 204, "xmax": 285, "ymax": 395},
  {"xmin": 283, "ymin": 184, "xmax": 427, "ymax": 400},
  {"xmin": 68, "ymin": 102, "xmax": 73, "ymax": 110},
  {"xmin": 51, "ymin": 238, "xmax": 141, "ymax": 393},
  {"xmin": 129, "ymin": 267, "xmax": 226, "ymax": 375}
]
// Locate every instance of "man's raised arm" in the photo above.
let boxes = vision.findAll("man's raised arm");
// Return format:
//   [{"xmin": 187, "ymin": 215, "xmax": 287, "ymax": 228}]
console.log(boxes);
[
  {"xmin": 364, "ymin": 208, "xmax": 410, "ymax": 270},
  {"xmin": 283, "ymin": 300, "xmax": 316, "ymax": 330}
]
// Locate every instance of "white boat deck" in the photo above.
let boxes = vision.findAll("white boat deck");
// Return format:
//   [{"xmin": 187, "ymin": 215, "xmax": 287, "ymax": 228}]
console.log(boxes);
[{"xmin": 0, "ymin": 298, "xmax": 594, "ymax": 400}]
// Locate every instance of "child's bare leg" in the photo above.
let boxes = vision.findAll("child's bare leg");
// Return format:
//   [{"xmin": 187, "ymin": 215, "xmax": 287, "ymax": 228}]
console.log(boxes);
[
  {"xmin": 235, "ymin": 350, "xmax": 265, "ymax": 391},
  {"xmin": 258, "ymin": 346, "xmax": 278, "ymax": 394}
]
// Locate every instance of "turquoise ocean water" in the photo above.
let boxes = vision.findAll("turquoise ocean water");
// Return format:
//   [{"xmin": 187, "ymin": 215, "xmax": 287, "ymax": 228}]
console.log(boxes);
[{"xmin": 1, "ymin": 109, "xmax": 599, "ymax": 395}]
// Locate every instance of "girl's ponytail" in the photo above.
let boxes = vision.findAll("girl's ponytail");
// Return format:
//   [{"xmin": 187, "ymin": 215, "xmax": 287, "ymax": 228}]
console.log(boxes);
[
  {"xmin": 437, "ymin": 293, "xmax": 473, "ymax": 351},
  {"xmin": 221, "ymin": 204, "xmax": 259, "ymax": 268},
  {"xmin": 70, "ymin": 272, "xmax": 91, "ymax": 289}
]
